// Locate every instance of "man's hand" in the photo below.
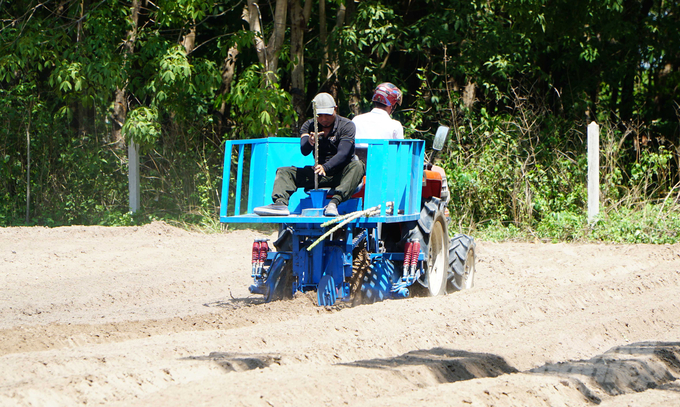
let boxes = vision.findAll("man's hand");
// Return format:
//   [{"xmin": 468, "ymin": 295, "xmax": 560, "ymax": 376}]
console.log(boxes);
[
  {"xmin": 307, "ymin": 131, "xmax": 324, "ymax": 146},
  {"xmin": 313, "ymin": 164, "xmax": 326, "ymax": 177}
]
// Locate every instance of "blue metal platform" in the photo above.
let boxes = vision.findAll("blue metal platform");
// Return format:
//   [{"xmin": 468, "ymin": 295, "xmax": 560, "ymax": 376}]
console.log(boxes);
[
  {"xmin": 220, "ymin": 213, "xmax": 420, "ymax": 224},
  {"xmin": 220, "ymin": 137, "xmax": 425, "ymax": 224}
]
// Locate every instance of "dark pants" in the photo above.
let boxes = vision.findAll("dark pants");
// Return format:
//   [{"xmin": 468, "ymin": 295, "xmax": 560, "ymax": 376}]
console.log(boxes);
[{"xmin": 272, "ymin": 160, "xmax": 365, "ymax": 205}]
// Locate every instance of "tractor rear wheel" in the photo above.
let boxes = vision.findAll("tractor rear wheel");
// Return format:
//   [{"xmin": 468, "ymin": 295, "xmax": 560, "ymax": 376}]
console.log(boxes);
[
  {"xmin": 447, "ymin": 234, "xmax": 476, "ymax": 291},
  {"xmin": 421, "ymin": 211, "xmax": 449, "ymax": 296},
  {"xmin": 409, "ymin": 198, "xmax": 449, "ymax": 297}
]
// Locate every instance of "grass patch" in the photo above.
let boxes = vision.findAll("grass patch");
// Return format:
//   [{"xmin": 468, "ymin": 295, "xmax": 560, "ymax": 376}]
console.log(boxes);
[{"xmin": 470, "ymin": 203, "xmax": 680, "ymax": 244}]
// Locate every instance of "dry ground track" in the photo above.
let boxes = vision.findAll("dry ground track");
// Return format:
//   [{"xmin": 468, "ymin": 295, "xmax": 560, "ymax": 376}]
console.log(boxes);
[{"xmin": 1, "ymin": 224, "xmax": 679, "ymax": 406}]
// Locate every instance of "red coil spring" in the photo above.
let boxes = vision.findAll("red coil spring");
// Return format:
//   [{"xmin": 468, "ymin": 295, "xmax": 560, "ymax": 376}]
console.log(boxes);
[
  {"xmin": 251, "ymin": 240, "xmax": 261, "ymax": 265},
  {"xmin": 410, "ymin": 239, "xmax": 420, "ymax": 274},
  {"xmin": 259, "ymin": 240, "xmax": 269, "ymax": 262},
  {"xmin": 403, "ymin": 240, "xmax": 412, "ymax": 275}
]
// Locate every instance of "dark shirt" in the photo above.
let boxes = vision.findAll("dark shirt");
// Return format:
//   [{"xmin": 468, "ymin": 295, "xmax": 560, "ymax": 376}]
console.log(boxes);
[{"xmin": 300, "ymin": 115, "xmax": 356, "ymax": 175}]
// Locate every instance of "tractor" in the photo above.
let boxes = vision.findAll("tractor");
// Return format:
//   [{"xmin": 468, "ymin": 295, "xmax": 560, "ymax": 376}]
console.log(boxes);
[{"xmin": 220, "ymin": 126, "xmax": 475, "ymax": 306}]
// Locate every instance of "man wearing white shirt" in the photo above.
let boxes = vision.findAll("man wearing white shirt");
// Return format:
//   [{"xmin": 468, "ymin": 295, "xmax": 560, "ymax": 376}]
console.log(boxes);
[
  {"xmin": 353, "ymin": 82, "xmax": 451, "ymax": 207},
  {"xmin": 352, "ymin": 82, "xmax": 404, "ymax": 162}
]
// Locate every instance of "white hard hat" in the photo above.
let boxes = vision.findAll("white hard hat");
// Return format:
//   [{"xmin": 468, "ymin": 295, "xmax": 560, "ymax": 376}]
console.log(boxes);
[{"xmin": 313, "ymin": 93, "xmax": 336, "ymax": 115}]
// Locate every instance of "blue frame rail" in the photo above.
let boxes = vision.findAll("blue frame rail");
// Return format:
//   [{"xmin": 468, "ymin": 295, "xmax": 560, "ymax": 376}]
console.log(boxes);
[{"xmin": 220, "ymin": 137, "xmax": 424, "ymax": 224}]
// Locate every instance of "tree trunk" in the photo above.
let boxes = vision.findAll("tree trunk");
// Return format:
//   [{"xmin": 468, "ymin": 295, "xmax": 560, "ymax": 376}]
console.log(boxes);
[
  {"xmin": 319, "ymin": 0, "xmax": 327, "ymax": 88},
  {"xmin": 112, "ymin": 89, "xmax": 127, "ymax": 147},
  {"xmin": 217, "ymin": 44, "xmax": 239, "ymax": 138},
  {"xmin": 77, "ymin": 0, "xmax": 87, "ymax": 138},
  {"xmin": 345, "ymin": 1, "xmax": 360, "ymax": 116},
  {"xmin": 25, "ymin": 102, "xmax": 32, "ymax": 223},
  {"xmin": 244, "ymin": 0, "xmax": 288, "ymax": 86},
  {"xmin": 608, "ymin": 80, "xmax": 619, "ymax": 123},
  {"xmin": 326, "ymin": 3, "xmax": 346, "ymax": 99},
  {"xmin": 167, "ymin": 23, "xmax": 197, "ymax": 148},
  {"xmin": 349, "ymin": 80, "xmax": 362, "ymax": 117},
  {"xmin": 619, "ymin": 63, "xmax": 635, "ymax": 123},
  {"xmin": 618, "ymin": 0, "xmax": 654, "ymax": 123},
  {"xmin": 112, "ymin": 0, "xmax": 140, "ymax": 148},
  {"xmin": 244, "ymin": 1, "xmax": 267, "ymax": 68},
  {"xmin": 345, "ymin": 0, "xmax": 355, "ymax": 23},
  {"xmin": 289, "ymin": 0, "xmax": 309, "ymax": 128},
  {"xmin": 266, "ymin": 0, "xmax": 288, "ymax": 76}
]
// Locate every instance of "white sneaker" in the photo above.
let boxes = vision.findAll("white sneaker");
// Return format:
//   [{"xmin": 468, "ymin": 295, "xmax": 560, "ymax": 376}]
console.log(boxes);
[
  {"xmin": 324, "ymin": 202, "xmax": 339, "ymax": 217},
  {"xmin": 254, "ymin": 203, "xmax": 290, "ymax": 216}
]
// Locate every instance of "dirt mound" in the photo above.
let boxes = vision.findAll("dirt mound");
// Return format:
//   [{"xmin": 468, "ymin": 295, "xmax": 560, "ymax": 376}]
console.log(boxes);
[{"xmin": 1, "ymin": 225, "xmax": 679, "ymax": 406}]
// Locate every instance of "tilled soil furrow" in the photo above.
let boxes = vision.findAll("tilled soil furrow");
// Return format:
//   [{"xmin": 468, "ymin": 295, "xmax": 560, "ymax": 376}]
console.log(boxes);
[
  {"xmin": 2, "ymin": 278, "xmax": 679, "ymax": 406},
  {"xmin": 2, "ymin": 226, "xmax": 680, "ymax": 406}
]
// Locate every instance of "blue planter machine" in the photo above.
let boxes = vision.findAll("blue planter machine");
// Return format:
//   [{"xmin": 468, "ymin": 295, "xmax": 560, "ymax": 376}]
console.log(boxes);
[{"xmin": 220, "ymin": 137, "xmax": 432, "ymax": 306}]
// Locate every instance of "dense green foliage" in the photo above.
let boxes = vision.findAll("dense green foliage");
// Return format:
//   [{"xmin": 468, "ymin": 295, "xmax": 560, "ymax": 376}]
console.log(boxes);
[{"xmin": 1, "ymin": 0, "xmax": 678, "ymax": 242}]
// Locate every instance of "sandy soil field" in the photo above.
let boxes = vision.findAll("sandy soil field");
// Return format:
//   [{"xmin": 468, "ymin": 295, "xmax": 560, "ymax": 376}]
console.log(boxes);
[{"xmin": 1, "ymin": 221, "xmax": 680, "ymax": 406}]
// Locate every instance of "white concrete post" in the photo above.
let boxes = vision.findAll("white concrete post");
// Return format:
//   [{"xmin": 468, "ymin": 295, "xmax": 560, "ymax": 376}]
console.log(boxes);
[
  {"xmin": 587, "ymin": 121, "xmax": 600, "ymax": 223},
  {"xmin": 128, "ymin": 141, "xmax": 140, "ymax": 213}
]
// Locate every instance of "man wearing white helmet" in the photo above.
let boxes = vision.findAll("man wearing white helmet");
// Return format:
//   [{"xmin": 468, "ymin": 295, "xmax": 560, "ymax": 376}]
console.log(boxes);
[{"xmin": 352, "ymin": 82, "xmax": 404, "ymax": 162}]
